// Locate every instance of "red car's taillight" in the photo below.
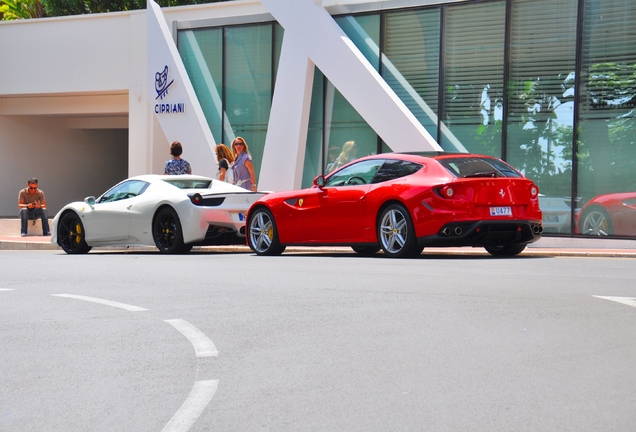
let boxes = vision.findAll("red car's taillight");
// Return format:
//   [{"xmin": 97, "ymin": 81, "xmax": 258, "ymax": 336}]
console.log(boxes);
[
  {"xmin": 437, "ymin": 185, "xmax": 455, "ymax": 198},
  {"xmin": 530, "ymin": 185, "xmax": 539, "ymax": 198}
]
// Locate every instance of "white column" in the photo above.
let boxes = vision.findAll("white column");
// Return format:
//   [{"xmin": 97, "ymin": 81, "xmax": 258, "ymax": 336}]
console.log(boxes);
[{"xmin": 260, "ymin": 35, "xmax": 316, "ymax": 191}]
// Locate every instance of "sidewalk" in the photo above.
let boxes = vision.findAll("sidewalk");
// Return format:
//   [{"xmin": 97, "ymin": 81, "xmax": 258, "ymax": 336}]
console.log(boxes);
[{"xmin": 2, "ymin": 233, "xmax": 636, "ymax": 257}]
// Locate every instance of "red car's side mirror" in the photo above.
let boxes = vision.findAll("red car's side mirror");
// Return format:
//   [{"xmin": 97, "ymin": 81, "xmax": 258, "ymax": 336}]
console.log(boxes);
[{"xmin": 314, "ymin": 175, "xmax": 326, "ymax": 189}]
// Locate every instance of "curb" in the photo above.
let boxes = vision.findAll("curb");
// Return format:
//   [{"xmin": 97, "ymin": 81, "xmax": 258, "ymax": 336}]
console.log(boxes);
[{"xmin": 1, "ymin": 237, "xmax": 635, "ymax": 258}]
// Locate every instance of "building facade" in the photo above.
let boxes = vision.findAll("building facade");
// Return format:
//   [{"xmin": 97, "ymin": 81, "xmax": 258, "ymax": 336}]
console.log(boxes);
[{"xmin": 1, "ymin": 0, "xmax": 635, "ymax": 240}]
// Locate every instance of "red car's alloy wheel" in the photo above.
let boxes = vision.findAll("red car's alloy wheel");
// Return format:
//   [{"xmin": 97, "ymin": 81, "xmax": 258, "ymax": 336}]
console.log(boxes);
[{"xmin": 248, "ymin": 208, "xmax": 285, "ymax": 256}]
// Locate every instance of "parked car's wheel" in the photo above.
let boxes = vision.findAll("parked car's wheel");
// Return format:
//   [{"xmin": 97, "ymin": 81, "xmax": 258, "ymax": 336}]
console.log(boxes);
[
  {"xmin": 377, "ymin": 204, "xmax": 419, "ymax": 258},
  {"xmin": 484, "ymin": 243, "xmax": 526, "ymax": 257},
  {"xmin": 580, "ymin": 206, "xmax": 613, "ymax": 236},
  {"xmin": 153, "ymin": 207, "xmax": 192, "ymax": 254},
  {"xmin": 58, "ymin": 211, "xmax": 92, "ymax": 254},
  {"xmin": 248, "ymin": 207, "xmax": 285, "ymax": 256},
  {"xmin": 351, "ymin": 245, "xmax": 381, "ymax": 255}
]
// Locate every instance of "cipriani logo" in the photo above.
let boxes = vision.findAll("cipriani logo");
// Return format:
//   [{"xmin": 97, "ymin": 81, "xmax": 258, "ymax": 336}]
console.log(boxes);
[
  {"xmin": 155, "ymin": 65, "xmax": 174, "ymax": 100},
  {"xmin": 153, "ymin": 65, "xmax": 185, "ymax": 114}
]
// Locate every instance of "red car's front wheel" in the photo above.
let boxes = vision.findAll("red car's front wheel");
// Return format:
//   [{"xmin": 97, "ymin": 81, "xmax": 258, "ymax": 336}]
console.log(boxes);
[{"xmin": 248, "ymin": 207, "xmax": 286, "ymax": 256}]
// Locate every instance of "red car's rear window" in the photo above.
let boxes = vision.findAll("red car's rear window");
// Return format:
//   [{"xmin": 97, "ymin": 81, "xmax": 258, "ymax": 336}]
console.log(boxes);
[{"xmin": 436, "ymin": 157, "xmax": 522, "ymax": 179}]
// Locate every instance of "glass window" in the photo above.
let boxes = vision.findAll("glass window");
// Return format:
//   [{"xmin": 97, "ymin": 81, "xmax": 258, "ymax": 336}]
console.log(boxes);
[
  {"xmin": 224, "ymin": 24, "xmax": 274, "ymax": 181},
  {"xmin": 437, "ymin": 157, "xmax": 522, "ymax": 178},
  {"xmin": 372, "ymin": 159, "xmax": 423, "ymax": 183},
  {"xmin": 577, "ymin": 0, "xmax": 636, "ymax": 237},
  {"xmin": 98, "ymin": 181, "xmax": 149, "ymax": 203},
  {"xmin": 302, "ymin": 68, "xmax": 326, "ymax": 188},
  {"xmin": 326, "ymin": 159, "xmax": 385, "ymax": 187},
  {"xmin": 383, "ymin": 9, "xmax": 440, "ymax": 142},
  {"xmin": 178, "ymin": 28, "xmax": 223, "ymax": 143},
  {"xmin": 319, "ymin": 15, "xmax": 380, "ymax": 175},
  {"xmin": 506, "ymin": 0, "xmax": 577, "ymax": 235},
  {"xmin": 336, "ymin": 14, "xmax": 380, "ymax": 70},
  {"xmin": 441, "ymin": 1, "xmax": 505, "ymax": 155}
]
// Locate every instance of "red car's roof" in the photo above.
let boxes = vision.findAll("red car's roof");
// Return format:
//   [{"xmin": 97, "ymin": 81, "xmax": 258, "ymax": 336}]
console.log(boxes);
[{"xmin": 355, "ymin": 152, "xmax": 498, "ymax": 161}]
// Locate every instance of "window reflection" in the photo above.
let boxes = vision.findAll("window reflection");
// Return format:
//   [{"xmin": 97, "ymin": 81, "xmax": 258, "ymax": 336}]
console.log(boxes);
[{"xmin": 441, "ymin": 1, "xmax": 505, "ymax": 156}]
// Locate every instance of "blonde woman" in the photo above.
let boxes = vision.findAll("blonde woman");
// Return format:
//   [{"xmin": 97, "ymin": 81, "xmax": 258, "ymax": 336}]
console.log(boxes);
[
  {"xmin": 328, "ymin": 140, "xmax": 357, "ymax": 173},
  {"xmin": 215, "ymin": 144, "xmax": 235, "ymax": 182},
  {"xmin": 231, "ymin": 137, "xmax": 257, "ymax": 191}
]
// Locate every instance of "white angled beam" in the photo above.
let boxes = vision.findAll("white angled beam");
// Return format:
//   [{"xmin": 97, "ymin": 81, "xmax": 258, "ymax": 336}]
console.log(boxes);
[
  {"xmin": 260, "ymin": 0, "xmax": 442, "ymax": 190},
  {"xmin": 147, "ymin": 0, "xmax": 218, "ymax": 177}
]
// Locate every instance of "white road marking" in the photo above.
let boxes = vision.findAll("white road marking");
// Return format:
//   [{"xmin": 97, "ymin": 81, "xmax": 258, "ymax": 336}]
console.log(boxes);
[
  {"xmin": 161, "ymin": 379, "xmax": 218, "ymax": 432},
  {"xmin": 165, "ymin": 319, "xmax": 218, "ymax": 357},
  {"xmin": 51, "ymin": 294, "xmax": 148, "ymax": 312},
  {"xmin": 0, "ymin": 288, "xmax": 15, "ymax": 291},
  {"xmin": 592, "ymin": 296, "xmax": 636, "ymax": 308}
]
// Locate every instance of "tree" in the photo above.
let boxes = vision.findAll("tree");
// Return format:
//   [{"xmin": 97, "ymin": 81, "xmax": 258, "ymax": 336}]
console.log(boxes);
[
  {"xmin": 1, "ymin": 0, "xmax": 223, "ymax": 19},
  {"xmin": 0, "ymin": 0, "xmax": 44, "ymax": 19}
]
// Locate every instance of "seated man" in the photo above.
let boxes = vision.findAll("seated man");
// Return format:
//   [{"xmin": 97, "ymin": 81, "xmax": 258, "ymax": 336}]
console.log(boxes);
[{"xmin": 18, "ymin": 177, "xmax": 51, "ymax": 236}]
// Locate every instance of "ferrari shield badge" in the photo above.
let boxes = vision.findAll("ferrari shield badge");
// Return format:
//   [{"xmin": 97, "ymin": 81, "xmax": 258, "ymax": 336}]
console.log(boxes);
[{"xmin": 298, "ymin": 199, "xmax": 303, "ymax": 207}]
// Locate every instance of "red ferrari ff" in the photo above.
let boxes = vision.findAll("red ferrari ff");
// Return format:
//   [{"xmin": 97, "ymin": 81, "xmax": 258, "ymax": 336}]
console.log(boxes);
[
  {"xmin": 576, "ymin": 192, "xmax": 636, "ymax": 237},
  {"xmin": 247, "ymin": 152, "xmax": 543, "ymax": 258}
]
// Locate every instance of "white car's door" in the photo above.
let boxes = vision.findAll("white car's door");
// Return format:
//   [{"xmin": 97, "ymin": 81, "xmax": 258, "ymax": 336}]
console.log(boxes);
[
  {"xmin": 84, "ymin": 180, "xmax": 149, "ymax": 243},
  {"xmin": 85, "ymin": 201, "xmax": 130, "ymax": 242}
]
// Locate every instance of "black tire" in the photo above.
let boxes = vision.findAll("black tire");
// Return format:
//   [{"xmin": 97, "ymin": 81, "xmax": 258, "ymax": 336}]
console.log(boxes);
[
  {"xmin": 57, "ymin": 211, "xmax": 92, "ymax": 254},
  {"xmin": 248, "ymin": 207, "xmax": 285, "ymax": 256},
  {"xmin": 580, "ymin": 206, "xmax": 613, "ymax": 236},
  {"xmin": 485, "ymin": 243, "xmax": 526, "ymax": 257},
  {"xmin": 351, "ymin": 245, "xmax": 381, "ymax": 255},
  {"xmin": 152, "ymin": 207, "xmax": 192, "ymax": 254},
  {"xmin": 377, "ymin": 204, "xmax": 419, "ymax": 258}
]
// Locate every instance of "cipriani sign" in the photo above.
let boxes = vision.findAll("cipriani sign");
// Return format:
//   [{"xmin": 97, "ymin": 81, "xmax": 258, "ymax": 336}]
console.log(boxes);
[{"xmin": 154, "ymin": 65, "xmax": 185, "ymax": 114}]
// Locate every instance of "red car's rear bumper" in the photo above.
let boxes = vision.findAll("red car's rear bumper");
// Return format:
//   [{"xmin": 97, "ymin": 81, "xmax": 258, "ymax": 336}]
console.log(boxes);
[{"xmin": 417, "ymin": 220, "xmax": 543, "ymax": 247}]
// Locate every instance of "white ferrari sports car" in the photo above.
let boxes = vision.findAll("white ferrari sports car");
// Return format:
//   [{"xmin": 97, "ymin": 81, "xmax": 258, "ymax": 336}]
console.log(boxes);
[{"xmin": 51, "ymin": 174, "xmax": 266, "ymax": 254}]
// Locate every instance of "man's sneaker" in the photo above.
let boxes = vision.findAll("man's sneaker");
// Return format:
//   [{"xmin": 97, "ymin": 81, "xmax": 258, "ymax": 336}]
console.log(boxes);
[
  {"xmin": 43, "ymin": 232, "xmax": 51, "ymax": 236},
  {"xmin": 20, "ymin": 233, "xmax": 27, "ymax": 237}
]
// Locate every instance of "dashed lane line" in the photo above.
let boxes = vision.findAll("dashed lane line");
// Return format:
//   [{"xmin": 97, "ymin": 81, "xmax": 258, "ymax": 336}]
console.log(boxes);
[
  {"xmin": 165, "ymin": 319, "xmax": 219, "ymax": 357},
  {"xmin": 161, "ymin": 380, "xmax": 219, "ymax": 432},
  {"xmin": 49, "ymin": 294, "xmax": 219, "ymax": 431},
  {"xmin": 592, "ymin": 296, "xmax": 636, "ymax": 308},
  {"xmin": 0, "ymin": 288, "xmax": 15, "ymax": 291},
  {"xmin": 51, "ymin": 294, "xmax": 148, "ymax": 312}
]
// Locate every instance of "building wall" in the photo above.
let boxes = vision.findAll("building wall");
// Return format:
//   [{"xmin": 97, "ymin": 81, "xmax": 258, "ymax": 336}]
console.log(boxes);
[
  {"xmin": 0, "ymin": 1, "xmax": 271, "ymax": 217},
  {"xmin": 0, "ymin": 116, "xmax": 128, "ymax": 217},
  {"xmin": 1, "ymin": 0, "xmax": 635, "ymax": 241},
  {"xmin": 0, "ymin": 12, "xmax": 135, "ymax": 216},
  {"xmin": 0, "ymin": 12, "xmax": 134, "ymax": 95}
]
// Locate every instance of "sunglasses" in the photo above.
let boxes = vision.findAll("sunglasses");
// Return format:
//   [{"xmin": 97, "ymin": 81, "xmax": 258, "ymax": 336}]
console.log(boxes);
[
  {"xmin": 28, "ymin": 186, "xmax": 37, "ymax": 190},
  {"xmin": 234, "ymin": 142, "xmax": 245, "ymax": 147}
]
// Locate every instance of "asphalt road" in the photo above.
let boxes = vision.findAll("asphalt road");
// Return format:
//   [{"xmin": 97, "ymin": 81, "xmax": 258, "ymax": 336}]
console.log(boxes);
[{"xmin": 1, "ymin": 249, "xmax": 636, "ymax": 431}]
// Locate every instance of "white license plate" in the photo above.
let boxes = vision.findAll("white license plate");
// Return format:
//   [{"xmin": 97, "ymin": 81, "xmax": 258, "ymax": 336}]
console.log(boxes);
[{"xmin": 490, "ymin": 206, "xmax": 512, "ymax": 216}]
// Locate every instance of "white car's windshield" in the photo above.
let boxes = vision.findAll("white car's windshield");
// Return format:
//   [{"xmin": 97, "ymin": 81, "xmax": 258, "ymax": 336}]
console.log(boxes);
[{"xmin": 99, "ymin": 180, "xmax": 149, "ymax": 203}]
